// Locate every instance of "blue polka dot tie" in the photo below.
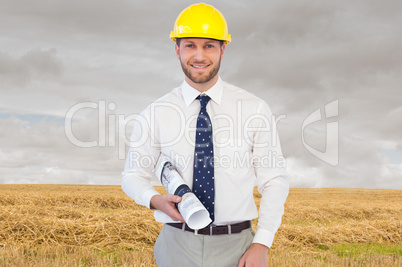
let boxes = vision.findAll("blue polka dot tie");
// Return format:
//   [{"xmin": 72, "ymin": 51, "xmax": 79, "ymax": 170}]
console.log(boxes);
[{"xmin": 193, "ymin": 95, "xmax": 215, "ymax": 222}]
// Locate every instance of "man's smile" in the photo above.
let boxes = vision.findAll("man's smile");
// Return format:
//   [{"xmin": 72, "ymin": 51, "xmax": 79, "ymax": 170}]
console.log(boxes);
[{"xmin": 191, "ymin": 64, "xmax": 211, "ymax": 70}]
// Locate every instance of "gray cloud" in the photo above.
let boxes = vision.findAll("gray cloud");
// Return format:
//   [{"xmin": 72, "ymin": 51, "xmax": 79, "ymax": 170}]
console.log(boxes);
[
  {"xmin": 0, "ymin": 0, "xmax": 401, "ymax": 188},
  {"xmin": 0, "ymin": 49, "xmax": 62, "ymax": 86},
  {"xmin": 0, "ymin": 0, "xmax": 184, "ymax": 43},
  {"xmin": 0, "ymin": 113, "xmax": 124, "ymax": 184}
]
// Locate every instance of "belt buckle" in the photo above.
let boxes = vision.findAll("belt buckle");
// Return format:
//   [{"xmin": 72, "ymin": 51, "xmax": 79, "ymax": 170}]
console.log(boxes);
[
  {"xmin": 209, "ymin": 225, "xmax": 213, "ymax": 236},
  {"xmin": 228, "ymin": 224, "xmax": 232, "ymax": 235},
  {"xmin": 194, "ymin": 229, "xmax": 198, "ymax": 236}
]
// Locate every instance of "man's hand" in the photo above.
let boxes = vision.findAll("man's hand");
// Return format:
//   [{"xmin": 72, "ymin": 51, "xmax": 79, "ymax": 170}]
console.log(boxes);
[
  {"xmin": 150, "ymin": 194, "xmax": 185, "ymax": 222},
  {"xmin": 238, "ymin": 243, "xmax": 269, "ymax": 267}
]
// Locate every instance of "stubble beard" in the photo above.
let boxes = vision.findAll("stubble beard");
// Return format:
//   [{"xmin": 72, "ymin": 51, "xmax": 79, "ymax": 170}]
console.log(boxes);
[{"xmin": 180, "ymin": 58, "xmax": 221, "ymax": 84}]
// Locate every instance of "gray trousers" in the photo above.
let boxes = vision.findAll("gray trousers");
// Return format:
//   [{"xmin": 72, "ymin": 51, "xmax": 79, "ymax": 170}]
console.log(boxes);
[{"xmin": 154, "ymin": 224, "xmax": 254, "ymax": 267}]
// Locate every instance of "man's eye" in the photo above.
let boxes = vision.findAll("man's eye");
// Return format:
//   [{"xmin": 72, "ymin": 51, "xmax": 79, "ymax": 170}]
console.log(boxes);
[
  {"xmin": 186, "ymin": 44, "xmax": 193, "ymax": 48},
  {"xmin": 206, "ymin": 45, "xmax": 213, "ymax": 48}
]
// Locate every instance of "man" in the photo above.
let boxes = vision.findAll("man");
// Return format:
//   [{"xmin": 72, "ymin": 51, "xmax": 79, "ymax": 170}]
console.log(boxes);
[{"xmin": 122, "ymin": 3, "xmax": 289, "ymax": 266}]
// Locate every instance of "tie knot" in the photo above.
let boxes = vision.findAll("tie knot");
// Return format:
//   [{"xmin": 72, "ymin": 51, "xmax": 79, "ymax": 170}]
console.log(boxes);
[{"xmin": 197, "ymin": 95, "xmax": 211, "ymax": 110}]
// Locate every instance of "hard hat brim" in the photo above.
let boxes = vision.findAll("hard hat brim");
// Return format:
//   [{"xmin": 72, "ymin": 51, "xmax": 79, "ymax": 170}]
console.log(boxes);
[{"xmin": 170, "ymin": 32, "xmax": 231, "ymax": 44}]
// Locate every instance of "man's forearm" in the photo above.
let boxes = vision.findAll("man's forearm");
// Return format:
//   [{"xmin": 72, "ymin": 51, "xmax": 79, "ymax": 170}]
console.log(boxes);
[{"xmin": 254, "ymin": 175, "xmax": 289, "ymax": 247}]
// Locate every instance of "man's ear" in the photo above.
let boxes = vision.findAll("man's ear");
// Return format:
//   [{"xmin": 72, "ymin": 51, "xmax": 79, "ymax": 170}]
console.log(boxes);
[
  {"xmin": 220, "ymin": 44, "xmax": 226, "ymax": 60},
  {"xmin": 175, "ymin": 44, "xmax": 180, "ymax": 60}
]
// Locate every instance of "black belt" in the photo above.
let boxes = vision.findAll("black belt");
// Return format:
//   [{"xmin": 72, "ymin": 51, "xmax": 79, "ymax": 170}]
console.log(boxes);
[{"xmin": 166, "ymin": 221, "xmax": 251, "ymax": 236}]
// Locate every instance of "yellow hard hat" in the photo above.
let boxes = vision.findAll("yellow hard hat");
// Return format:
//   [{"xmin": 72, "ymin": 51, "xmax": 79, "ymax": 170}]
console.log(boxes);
[{"xmin": 170, "ymin": 3, "xmax": 231, "ymax": 44}]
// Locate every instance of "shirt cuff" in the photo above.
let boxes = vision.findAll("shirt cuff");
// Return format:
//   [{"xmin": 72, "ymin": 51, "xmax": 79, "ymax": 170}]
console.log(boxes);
[
  {"xmin": 143, "ymin": 188, "xmax": 161, "ymax": 209},
  {"xmin": 252, "ymin": 228, "xmax": 275, "ymax": 248}
]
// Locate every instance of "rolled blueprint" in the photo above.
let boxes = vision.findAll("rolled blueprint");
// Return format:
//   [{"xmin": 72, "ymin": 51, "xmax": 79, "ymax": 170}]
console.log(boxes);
[{"xmin": 155, "ymin": 155, "xmax": 212, "ymax": 230}]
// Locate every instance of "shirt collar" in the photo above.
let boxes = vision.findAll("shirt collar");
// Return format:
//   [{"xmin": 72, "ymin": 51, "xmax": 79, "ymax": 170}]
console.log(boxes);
[{"xmin": 182, "ymin": 77, "xmax": 223, "ymax": 107}]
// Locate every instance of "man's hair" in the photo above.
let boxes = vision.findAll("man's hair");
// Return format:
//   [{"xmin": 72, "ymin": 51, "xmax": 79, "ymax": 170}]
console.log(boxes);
[{"xmin": 176, "ymin": 38, "xmax": 224, "ymax": 47}]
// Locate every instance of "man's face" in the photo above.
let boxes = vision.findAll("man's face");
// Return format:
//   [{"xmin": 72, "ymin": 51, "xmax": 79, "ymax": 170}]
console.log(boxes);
[{"xmin": 175, "ymin": 38, "xmax": 225, "ymax": 85}]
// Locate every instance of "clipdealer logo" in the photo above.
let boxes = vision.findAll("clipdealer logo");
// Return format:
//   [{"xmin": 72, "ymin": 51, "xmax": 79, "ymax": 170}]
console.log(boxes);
[
  {"xmin": 302, "ymin": 100, "xmax": 339, "ymax": 166},
  {"xmin": 64, "ymin": 99, "xmax": 339, "ymax": 166}
]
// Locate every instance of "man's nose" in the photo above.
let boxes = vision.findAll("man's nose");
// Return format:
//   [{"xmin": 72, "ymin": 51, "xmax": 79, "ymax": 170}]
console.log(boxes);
[{"xmin": 194, "ymin": 47, "xmax": 206, "ymax": 61}]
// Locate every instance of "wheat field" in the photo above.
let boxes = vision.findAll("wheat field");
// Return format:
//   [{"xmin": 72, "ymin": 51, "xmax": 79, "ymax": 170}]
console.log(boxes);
[{"xmin": 0, "ymin": 184, "xmax": 400, "ymax": 267}]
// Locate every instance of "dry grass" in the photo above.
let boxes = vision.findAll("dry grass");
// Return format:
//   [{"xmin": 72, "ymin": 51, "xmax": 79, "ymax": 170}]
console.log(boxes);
[{"xmin": 0, "ymin": 185, "xmax": 401, "ymax": 266}]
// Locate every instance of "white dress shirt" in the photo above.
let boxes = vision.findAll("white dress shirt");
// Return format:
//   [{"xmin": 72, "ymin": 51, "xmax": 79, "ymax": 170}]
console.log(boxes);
[{"xmin": 122, "ymin": 77, "xmax": 289, "ymax": 248}]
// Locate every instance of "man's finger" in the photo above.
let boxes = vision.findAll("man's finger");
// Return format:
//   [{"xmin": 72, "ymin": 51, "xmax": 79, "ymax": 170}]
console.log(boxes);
[
  {"xmin": 237, "ymin": 256, "xmax": 245, "ymax": 267},
  {"xmin": 166, "ymin": 194, "xmax": 182, "ymax": 203},
  {"xmin": 170, "ymin": 207, "xmax": 185, "ymax": 222}
]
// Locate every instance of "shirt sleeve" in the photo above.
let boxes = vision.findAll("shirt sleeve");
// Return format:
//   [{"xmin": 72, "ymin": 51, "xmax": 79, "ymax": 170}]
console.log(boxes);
[
  {"xmin": 251, "ymin": 102, "xmax": 290, "ymax": 248},
  {"xmin": 121, "ymin": 107, "xmax": 161, "ymax": 209}
]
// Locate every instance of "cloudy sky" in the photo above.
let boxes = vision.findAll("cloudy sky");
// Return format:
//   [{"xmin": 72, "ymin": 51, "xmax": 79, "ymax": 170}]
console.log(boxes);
[{"xmin": 0, "ymin": 0, "xmax": 401, "ymax": 188}]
